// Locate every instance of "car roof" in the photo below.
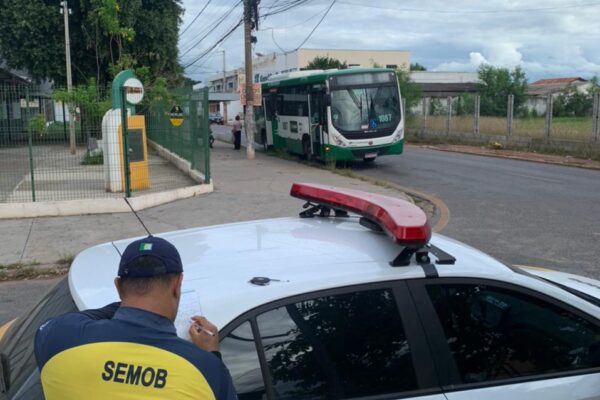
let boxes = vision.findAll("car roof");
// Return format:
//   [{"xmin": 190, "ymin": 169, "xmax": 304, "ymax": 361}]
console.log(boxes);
[{"xmin": 69, "ymin": 216, "xmax": 518, "ymax": 328}]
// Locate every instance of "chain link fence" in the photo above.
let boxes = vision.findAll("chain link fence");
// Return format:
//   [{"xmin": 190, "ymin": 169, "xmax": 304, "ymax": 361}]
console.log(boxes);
[
  {"xmin": 0, "ymin": 84, "xmax": 209, "ymax": 204},
  {"xmin": 406, "ymin": 92, "xmax": 600, "ymax": 157}
]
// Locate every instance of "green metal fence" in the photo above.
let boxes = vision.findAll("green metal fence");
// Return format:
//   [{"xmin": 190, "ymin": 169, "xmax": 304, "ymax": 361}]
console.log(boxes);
[
  {"xmin": 142, "ymin": 87, "xmax": 210, "ymax": 183},
  {"xmin": 0, "ymin": 84, "xmax": 209, "ymax": 204}
]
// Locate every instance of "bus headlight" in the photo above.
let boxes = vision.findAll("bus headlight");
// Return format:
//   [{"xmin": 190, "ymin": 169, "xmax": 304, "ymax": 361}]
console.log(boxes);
[
  {"xmin": 392, "ymin": 129, "xmax": 404, "ymax": 143},
  {"xmin": 331, "ymin": 133, "xmax": 346, "ymax": 147}
]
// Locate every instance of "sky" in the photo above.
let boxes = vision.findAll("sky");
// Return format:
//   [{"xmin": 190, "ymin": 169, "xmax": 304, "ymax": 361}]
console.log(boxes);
[{"xmin": 178, "ymin": 0, "xmax": 600, "ymax": 83}]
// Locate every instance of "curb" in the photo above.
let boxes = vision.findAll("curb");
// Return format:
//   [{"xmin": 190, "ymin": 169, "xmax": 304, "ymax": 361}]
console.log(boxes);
[
  {"xmin": 0, "ymin": 183, "xmax": 213, "ymax": 219},
  {"xmin": 416, "ymin": 144, "xmax": 600, "ymax": 171}
]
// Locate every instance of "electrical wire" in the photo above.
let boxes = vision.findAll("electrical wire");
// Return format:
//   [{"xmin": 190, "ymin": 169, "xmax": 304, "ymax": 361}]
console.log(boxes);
[
  {"xmin": 336, "ymin": 0, "xmax": 600, "ymax": 14},
  {"xmin": 267, "ymin": 0, "xmax": 335, "ymax": 54},
  {"xmin": 179, "ymin": 0, "xmax": 213, "ymax": 37},
  {"xmin": 183, "ymin": 19, "xmax": 243, "ymax": 68},
  {"xmin": 179, "ymin": 0, "xmax": 242, "ymax": 58}
]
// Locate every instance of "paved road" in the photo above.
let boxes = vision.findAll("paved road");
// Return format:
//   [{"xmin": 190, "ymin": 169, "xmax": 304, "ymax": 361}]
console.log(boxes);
[{"xmin": 354, "ymin": 147, "xmax": 600, "ymax": 278}]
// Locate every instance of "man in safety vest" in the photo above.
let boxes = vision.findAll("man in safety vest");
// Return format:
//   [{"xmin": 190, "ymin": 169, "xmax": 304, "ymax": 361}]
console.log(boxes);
[{"xmin": 34, "ymin": 236, "xmax": 237, "ymax": 400}]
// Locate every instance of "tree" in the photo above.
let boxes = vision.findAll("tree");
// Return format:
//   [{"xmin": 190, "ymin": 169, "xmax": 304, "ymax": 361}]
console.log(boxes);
[
  {"xmin": 305, "ymin": 56, "xmax": 347, "ymax": 70},
  {"xmin": 0, "ymin": 0, "xmax": 184, "ymax": 86},
  {"xmin": 410, "ymin": 62, "xmax": 427, "ymax": 71},
  {"xmin": 396, "ymin": 69, "xmax": 421, "ymax": 113},
  {"xmin": 477, "ymin": 65, "xmax": 527, "ymax": 116}
]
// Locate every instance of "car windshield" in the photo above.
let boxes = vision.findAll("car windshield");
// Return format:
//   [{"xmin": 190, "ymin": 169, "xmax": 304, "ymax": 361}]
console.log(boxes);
[{"xmin": 331, "ymin": 85, "xmax": 400, "ymax": 133}]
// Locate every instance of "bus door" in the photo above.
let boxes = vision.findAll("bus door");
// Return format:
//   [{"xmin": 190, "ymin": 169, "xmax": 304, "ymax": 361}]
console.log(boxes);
[
  {"xmin": 264, "ymin": 92, "xmax": 281, "ymax": 147},
  {"xmin": 309, "ymin": 90, "xmax": 325, "ymax": 158}
]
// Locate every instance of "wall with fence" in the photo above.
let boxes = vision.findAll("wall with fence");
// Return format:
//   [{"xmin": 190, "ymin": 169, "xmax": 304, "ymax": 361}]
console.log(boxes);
[
  {"xmin": 406, "ymin": 93, "xmax": 600, "ymax": 151},
  {"xmin": 0, "ymin": 84, "xmax": 210, "ymax": 204}
]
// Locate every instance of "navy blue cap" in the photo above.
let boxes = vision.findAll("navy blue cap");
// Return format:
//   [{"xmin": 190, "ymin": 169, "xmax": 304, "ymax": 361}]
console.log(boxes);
[{"xmin": 118, "ymin": 236, "xmax": 183, "ymax": 278}]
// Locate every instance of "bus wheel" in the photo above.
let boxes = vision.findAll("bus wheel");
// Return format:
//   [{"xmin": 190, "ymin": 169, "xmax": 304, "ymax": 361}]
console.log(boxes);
[{"xmin": 302, "ymin": 136, "xmax": 312, "ymax": 160}]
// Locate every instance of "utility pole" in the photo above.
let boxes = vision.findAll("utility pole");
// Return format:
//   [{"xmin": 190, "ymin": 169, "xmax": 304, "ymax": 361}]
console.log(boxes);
[
  {"xmin": 60, "ymin": 1, "xmax": 76, "ymax": 154},
  {"xmin": 222, "ymin": 50, "xmax": 228, "ymax": 124},
  {"xmin": 243, "ymin": 0, "xmax": 256, "ymax": 160}
]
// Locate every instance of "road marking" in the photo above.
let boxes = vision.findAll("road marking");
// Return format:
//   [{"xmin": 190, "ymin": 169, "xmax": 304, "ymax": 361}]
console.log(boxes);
[{"xmin": 505, "ymin": 172, "xmax": 562, "ymax": 184}]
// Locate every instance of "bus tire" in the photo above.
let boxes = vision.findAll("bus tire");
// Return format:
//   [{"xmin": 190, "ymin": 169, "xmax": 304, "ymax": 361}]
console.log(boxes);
[{"xmin": 302, "ymin": 136, "xmax": 312, "ymax": 160}]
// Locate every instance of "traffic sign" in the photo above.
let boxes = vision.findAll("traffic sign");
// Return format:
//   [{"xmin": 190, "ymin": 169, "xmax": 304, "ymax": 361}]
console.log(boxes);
[{"xmin": 169, "ymin": 105, "xmax": 184, "ymax": 127}]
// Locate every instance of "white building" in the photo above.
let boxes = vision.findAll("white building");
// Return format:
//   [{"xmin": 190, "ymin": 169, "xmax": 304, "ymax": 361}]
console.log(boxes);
[{"xmin": 525, "ymin": 77, "xmax": 592, "ymax": 115}]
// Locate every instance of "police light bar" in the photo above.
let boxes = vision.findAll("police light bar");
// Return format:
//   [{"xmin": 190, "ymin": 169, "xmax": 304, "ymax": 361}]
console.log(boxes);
[{"xmin": 290, "ymin": 183, "xmax": 431, "ymax": 247}]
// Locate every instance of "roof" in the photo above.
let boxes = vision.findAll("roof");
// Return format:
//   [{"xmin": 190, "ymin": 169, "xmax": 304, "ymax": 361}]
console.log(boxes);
[
  {"xmin": 262, "ymin": 68, "xmax": 395, "ymax": 88},
  {"xmin": 527, "ymin": 77, "xmax": 590, "ymax": 96},
  {"xmin": 530, "ymin": 77, "xmax": 587, "ymax": 86},
  {"xmin": 69, "ymin": 216, "xmax": 517, "ymax": 329},
  {"xmin": 416, "ymin": 82, "xmax": 480, "ymax": 97}
]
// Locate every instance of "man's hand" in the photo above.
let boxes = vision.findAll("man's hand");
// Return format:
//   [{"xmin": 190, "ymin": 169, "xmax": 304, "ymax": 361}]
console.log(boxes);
[{"xmin": 189, "ymin": 316, "xmax": 219, "ymax": 352}]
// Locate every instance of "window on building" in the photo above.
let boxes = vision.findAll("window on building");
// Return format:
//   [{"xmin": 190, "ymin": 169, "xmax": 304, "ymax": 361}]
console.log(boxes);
[
  {"xmin": 386, "ymin": 64, "xmax": 398, "ymax": 70},
  {"xmin": 228, "ymin": 82, "xmax": 234, "ymax": 89},
  {"xmin": 426, "ymin": 282, "xmax": 600, "ymax": 384}
]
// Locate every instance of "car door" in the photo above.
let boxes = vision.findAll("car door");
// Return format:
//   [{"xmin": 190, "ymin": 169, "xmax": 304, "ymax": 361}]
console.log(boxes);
[
  {"xmin": 218, "ymin": 282, "xmax": 447, "ymax": 400},
  {"xmin": 408, "ymin": 278, "xmax": 600, "ymax": 400}
]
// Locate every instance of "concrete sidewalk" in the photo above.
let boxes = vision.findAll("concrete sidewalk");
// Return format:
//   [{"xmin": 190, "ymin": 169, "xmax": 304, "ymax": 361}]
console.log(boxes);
[{"xmin": 0, "ymin": 139, "xmax": 415, "ymax": 267}]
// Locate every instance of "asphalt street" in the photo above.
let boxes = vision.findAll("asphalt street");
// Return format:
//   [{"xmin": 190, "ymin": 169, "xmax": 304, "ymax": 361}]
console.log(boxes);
[{"xmin": 354, "ymin": 147, "xmax": 600, "ymax": 278}]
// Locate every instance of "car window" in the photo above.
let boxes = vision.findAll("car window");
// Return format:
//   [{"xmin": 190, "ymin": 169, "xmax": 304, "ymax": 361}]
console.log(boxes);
[
  {"xmin": 0, "ymin": 276, "xmax": 77, "ymax": 398},
  {"xmin": 220, "ymin": 321, "xmax": 266, "ymax": 400},
  {"xmin": 426, "ymin": 283, "xmax": 600, "ymax": 384},
  {"xmin": 255, "ymin": 288, "xmax": 417, "ymax": 399}
]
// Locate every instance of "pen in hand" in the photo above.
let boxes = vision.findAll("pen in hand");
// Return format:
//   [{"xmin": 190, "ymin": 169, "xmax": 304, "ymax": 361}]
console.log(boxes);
[{"xmin": 192, "ymin": 321, "xmax": 215, "ymax": 336}]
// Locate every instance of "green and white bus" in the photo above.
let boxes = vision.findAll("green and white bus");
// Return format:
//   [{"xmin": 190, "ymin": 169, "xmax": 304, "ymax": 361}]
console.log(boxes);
[{"xmin": 255, "ymin": 68, "xmax": 404, "ymax": 162}]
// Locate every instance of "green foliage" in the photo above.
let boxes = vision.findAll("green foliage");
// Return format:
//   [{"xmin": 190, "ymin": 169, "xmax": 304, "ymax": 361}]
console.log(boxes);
[
  {"xmin": 553, "ymin": 89, "xmax": 593, "ymax": 117},
  {"xmin": 81, "ymin": 151, "xmax": 104, "ymax": 165},
  {"xmin": 0, "ymin": 0, "xmax": 184, "ymax": 85},
  {"xmin": 305, "ymin": 56, "xmax": 348, "ymax": 70},
  {"xmin": 30, "ymin": 114, "xmax": 47, "ymax": 137},
  {"xmin": 410, "ymin": 63, "xmax": 427, "ymax": 71},
  {"xmin": 396, "ymin": 69, "xmax": 421, "ymax": 113},
  {"xmin": 477, "ymin": 65, "xmax": 528, "ymax": 117}
]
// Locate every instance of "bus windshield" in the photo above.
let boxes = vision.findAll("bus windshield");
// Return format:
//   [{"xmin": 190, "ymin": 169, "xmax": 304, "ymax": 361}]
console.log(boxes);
[{"xmin": 330, "ymin": 85, "xmax": 400, "ymax": 133}]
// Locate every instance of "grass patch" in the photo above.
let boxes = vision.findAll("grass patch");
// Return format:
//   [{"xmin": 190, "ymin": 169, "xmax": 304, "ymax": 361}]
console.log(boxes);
[
  {"xmin": 81, "ymin": 152, "xmax": 103, "ymax": 165},
  {"xmin": 0, "ymin": 258, "xmax": 71, "ymax": 281}
]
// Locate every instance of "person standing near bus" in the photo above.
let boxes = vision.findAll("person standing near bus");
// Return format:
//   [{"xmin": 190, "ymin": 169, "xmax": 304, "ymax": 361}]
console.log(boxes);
[
  {"xmin": 231, "ymin": 115, "xmax": 243, "ymax": 150},
  {"xmin": 34, "ymin": 236, "xmax": 237, "ymax": 400}
]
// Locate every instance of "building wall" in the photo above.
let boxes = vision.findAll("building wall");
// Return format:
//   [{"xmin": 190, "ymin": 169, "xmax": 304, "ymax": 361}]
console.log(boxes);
[{"xmin": 297, "ymin": 49, "xmax": 409, "ymax": 70}]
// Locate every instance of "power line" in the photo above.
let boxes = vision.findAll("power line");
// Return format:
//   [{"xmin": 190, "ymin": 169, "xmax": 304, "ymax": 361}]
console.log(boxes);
[
  {"xmin": 183, "ymin": 19, "xmax": 243, "ymax": 68},
  {"xmin": 336, "ymin": 0, "xmax": 600, "ymax": 14},
  {"xmin": 179, "ymin": 0, "xmax": 242, "ymax": 58},
  {"xmin": 179, "ymin": 0, "xmax": 212, "ymax": 37},
  {"xmin": 268, "ymin": 0, "xmax": 335, "ymax": 53}
]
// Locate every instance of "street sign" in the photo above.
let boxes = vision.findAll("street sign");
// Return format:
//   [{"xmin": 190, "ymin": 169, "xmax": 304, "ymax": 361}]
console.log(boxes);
[
  {"xmin": 123, "ymin": 77, "xmax": 144, "ymax": 105},
  {"xmin": 239, "ymin": 83, "xmax": 262, "ymax": 106},
  {"xmin": 169, "ymin": 105, "xmax": 184, "ymax": 127}
]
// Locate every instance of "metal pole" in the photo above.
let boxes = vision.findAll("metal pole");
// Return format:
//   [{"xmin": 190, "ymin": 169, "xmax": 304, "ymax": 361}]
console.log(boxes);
[
  {"xmin": 421, "ymin": 97, "xmax": 427, "ymax": 134},
  {"xmin": 222, "ymin": 50, "xmax": 228, "ymax": 124},
  {"xmin": 244, "ymin": 0, "xmax": 255, "ymax": 159},
  {"xmin": 592, "ymin": 93, "xmax": 599, "ymax": 142},
  {"xmin": 507, "ymin": 94, "xmax": 514, "ymax": 137},
  {"xmin": 446, "ymin": 96, "xmax": 452, "ymax": 135},
  {"xmin": 474, "ymin": 95, "xmax": 480, "ymax": 135},
  {"xmin": 120, "ymin": 88, "xmax": 131, "ymax": 197},
  {"xmin": 544, "ymin": 94, "xmax": 553, "ymax": 139},
  {"xmin": 61, "ymin": 1, "xmax": 76, "ymax": 154},
  {"xmin": 26, "ymin": 87, "xmax": 36, "ymax": 202},
  {"xmin": 61, "ymin": 101, "xmax": 67, "ymax": 140},
  {"xmin": 203, "ymin": 87, "xmax": 211, "ymax": 183}
]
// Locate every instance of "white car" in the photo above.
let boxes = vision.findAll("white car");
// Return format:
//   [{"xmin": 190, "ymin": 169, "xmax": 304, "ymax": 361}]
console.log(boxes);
[{"xmin": 1, "ymin": 183, "xmax": 600, "ymax": 399}]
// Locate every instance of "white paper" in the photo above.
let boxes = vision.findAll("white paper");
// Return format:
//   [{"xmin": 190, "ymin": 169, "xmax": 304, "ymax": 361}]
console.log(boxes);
[{"xmin": 174, "ymin": 288, "xmax": 203, "ymax": 340}]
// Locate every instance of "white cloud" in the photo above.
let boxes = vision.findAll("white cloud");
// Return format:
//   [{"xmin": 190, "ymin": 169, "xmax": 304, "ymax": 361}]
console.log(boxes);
[{"xmin": 180, "ymin": 0, "xmax": 600, "ymax": 81}]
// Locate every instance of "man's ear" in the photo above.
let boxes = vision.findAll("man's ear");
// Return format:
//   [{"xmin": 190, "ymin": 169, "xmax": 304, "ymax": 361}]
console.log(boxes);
[
  {"xmin": 114, "ymin": 277, "xmax": 124, "ymax": 299},
  {"xmin": 172, "ymin": 274, "xmax": 183, "ymax": 298}
]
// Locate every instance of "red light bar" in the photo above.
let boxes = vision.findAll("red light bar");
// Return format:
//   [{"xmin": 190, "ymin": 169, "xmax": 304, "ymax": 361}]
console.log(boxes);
[{"xmin": 290, "ymin": 183, "xmax": 431, "ymax": 247}]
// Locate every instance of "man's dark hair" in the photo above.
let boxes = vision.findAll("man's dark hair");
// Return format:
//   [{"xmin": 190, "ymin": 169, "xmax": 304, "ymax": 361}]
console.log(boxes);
[{"xmin": 119, "ymin": 256, "xmax": 181, "ymax": 296}]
